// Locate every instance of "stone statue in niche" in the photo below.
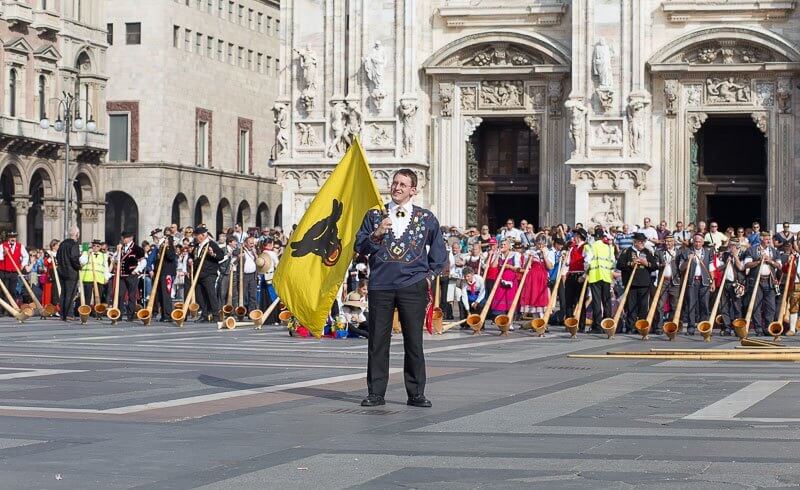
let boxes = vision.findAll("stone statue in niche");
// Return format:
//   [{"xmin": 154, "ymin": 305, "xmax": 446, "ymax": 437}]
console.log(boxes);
[
  {"xmin": 664, "ymin": 80, "xmax": 679, "ymax": 116},
  {"xmin": 593, "ymin": 39, "xmax": 615, "ymax": 113},
  {"xmin": 706, "ymin": 77, "xmax": 751, "ymax": 103},
  {"xmin": 294, "ymin": 45, "xmax": 318, "ymax": 109},
  {"xmin": 346, "ymin": 101, "xmax": 363, "ymax": 139},
  {"xmin": 438, "ymin": 83, "xmax": 453, "ymax": 117},
  {"xmin": 363, "ymin": 41, "xmax": 387, "ymax": 111},
  {"xmin": 565, "ymin": 99, "xmax": 586, "ymax": 158},
  {"xmin": 297, "ymin": 123, "xmax": 318, "ymax": 147},
  {"xmin": 328, "ymin": 102, "xmax": 349, "ymax": 157},
  {"xmin": 398, "ymin": 99, "xmax": 418, "ymax": 157},
  {"xmin": 271, "ymin": 102, "xmax": 289, "ymax": 157},
  {"xmin": 594, "ymin": 122, "xmax": 622, "ymax": 146},
  {"xmin": 547, "ymin": 80, "xmax": 563, "ymax": 116},
  {"xmin": 777, "ymin": 79, "xmax": 792, "ymax": 114},
  {"xmin": 627, "ymin": 95, "xmax": 650, "ymax": 156}
]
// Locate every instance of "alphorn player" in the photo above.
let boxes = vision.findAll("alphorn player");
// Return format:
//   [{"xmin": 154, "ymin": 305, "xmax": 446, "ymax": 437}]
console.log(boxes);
[
  {"xmin": 743, "ymin": 232, "xmax": 781, "ymax": 336},
  {"xmin": 564, "ymin": 228, "xmax": 589, "ymax": 333},
  {"xmin": 718, "ymin": 238, "xmax": 746, "ymax": 336},
  {"xmin": 116, "ymin": 231, "xmax": 146, "ymax": 322},
  {"xmin": 0, "ymin": 231, "xmax": 29, "ymax": 311},
  {"xmin": 655, "ymin": 235, "xmax": 681, "ymax": 335},
  {"xmin": 192, "ymin": 225, "xmax": 224, "ymax": 323},
  {"xmin": 150, "ymin": 228, "xmax": 177, "ymax": 322},
  {"xmin": 677, "ymin": 234, "xmax": 714, "ymax": 336},
  {"xmin": 782, "ymin": 241, "xmax": 800, "ymax": 336},
  {"xmin": 79, "ymin": 240, "xmax": 107, "ymax": 311},
  {"xmin": 616, "ymin": 233, "xmax": 658, "ymax": 334},
  {"xmin": 355, "ymin": 169, "xmax": 447, "ymax": 408}
]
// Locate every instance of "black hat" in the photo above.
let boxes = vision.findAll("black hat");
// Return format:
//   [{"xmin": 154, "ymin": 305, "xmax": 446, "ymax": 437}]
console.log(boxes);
[
  {"xmin": 6, "ymin": 231, "xmax": 17, "ymax": 237},
  {"xmin": 121, "ymin": 230, "xmax": 134, "ymax": 238},
  {"xmin": 194, "ymin": 226, "xmax": 209, "ymax": 235},
  {"xmin": 593, "ymin": 227, "xmax": 605, "ymax": 239},
  {"xmin": 632, "ymin": 232, "xmax": 647, "ymax": 242},
  {"xmin": 149, "ymin": 228, "xmax": 163, "ymax": 237},
  {"xmin": 91, "ymin": 239, "xmax": 102, "ymax": 245},
  {"xmin": 576, "ymin": 229, "xmax": 588, "ymax": 241}
]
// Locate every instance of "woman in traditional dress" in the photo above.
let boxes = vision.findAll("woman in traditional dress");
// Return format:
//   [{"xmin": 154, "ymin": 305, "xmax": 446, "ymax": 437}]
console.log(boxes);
[
  {"xmin": 519, "ymin": 235, "xmax": 554, "ymax": 318},
  {"xmin": 40, "ymin": 240, "xmax": 60, "ymax": 309},
  {"xmin": 489, "ymin": 239, "xmax": 522, "ymax": 317}
]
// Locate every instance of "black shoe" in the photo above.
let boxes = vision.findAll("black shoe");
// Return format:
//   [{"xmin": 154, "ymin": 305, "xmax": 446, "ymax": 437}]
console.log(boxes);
[
  {"xmin": 407, "ymin": 395, "xmax": 432, "ymax": 408},
  {"xmin": 361, "ymin": 394, "xmax": 385, "ymax": 407},
  {"xmin": 686, "ymin": 328, "xmax": 696, "ymax": 336},
  {"xmin": 159, "ymin": 317, "xmax": 170, "ymax": 323}
]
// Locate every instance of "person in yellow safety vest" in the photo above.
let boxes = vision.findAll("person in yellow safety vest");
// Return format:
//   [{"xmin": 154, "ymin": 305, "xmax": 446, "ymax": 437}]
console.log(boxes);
[
  {"xmin": 585, "ymin": 226, "xmax": 614, "ymax": 333},
  {"xmin": 79, "ymin": 239, "xmax": 108, "ymax": 308}
]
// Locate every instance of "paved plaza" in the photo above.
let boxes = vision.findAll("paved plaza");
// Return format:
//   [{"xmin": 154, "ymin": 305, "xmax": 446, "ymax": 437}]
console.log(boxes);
[{"xmin": 0, "ymin": 318, "xmax": 797, "ymax": 488}]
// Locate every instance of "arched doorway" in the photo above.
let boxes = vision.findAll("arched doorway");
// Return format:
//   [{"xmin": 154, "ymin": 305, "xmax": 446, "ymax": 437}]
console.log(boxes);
[
  {"xmin": 274, "ymin": 204, "xmax": 282, "ymax": 228},
  {"xmin": 194, "ymin": 196, "xmax": 211, "ymax": 227},
  {"xmin": 105, "ymin": 191, "xmax": 139, "ymax": 245},
  {"xmin": 236, "ymin": 200, "xmax": 251, "ymax": 227},
  {"xmin": 171, "ymin": 193, "xmax": 190, "ymax": 228},
  {"xmin": 216, "ymin": 198, "xmax": 232, "ymax": 237},
  {"xmin": 27, "ymin": 171, "xmax": 50, "ymax": 248},
  {"xmin": 0, "ymin": 164, "xmax": 21, "ymax": 233},
  {"xmin": 256, "ymin": 202, "xmax": 270, "ymax": 228}
]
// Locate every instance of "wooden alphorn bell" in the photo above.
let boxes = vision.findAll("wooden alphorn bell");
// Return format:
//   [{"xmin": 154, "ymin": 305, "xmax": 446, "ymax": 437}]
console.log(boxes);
[
  {"xmin": 600, "ymin": 263, "xmax": 639, "ymax": 339},
  {"xmin": 89, "ymin": 253, "xmax": 107, "ymax": 316},
  {"xmin": 234, "ymin": 251, "xmax": 247, "ymax": 321},
  {"xmin": 431, "ymin": 276, "xmax": 444, "ymax": 334},
  {"xmin": 466, "ymin": 258, "xmax": 510, "ymax": 335},
  {"xmin": 531, "ymin": 254, "xmax": 566, "ymax": 337},
  {"xmin": 698, "ymin": 258, "xmax": 732, "ymax": 342},
  {"xmin": 77, "ymin": 271, "xmax": 91, "ymax": 325},
  {"xmin": 635, "ymin": 266, "xmax": 668, "ymax": 341},
  {"xmin": 495, "ymin": 256, "xmax": 532, "ymax": 336},
  {"xmin": 0, "ymin": 275, "xmax": 32, "ymax": 322},
  {"xmin": 221, "ymin": 254, "xmax": 235, "ymax": 320},
  {"xmin": 564, "ymin": 273, "xmax": 590, "ymax": 339},
  {"xmin": 733, "ymin": 267, "xmax": 764, "ymax": 340},
  {"xmin": 4, "ymin": 245, "xmax": 47, "ymax": 317},
  {"xmin": 137, "ymin": 242, "xmax": 167, "ymax": 326},
  {"xmin": 663, "ymin": 254, "xmax": 694, "ymax": 341},
  {"xmin": 106, "ymin": 244, "xmax": 123, "ymax": 324},
  {"xmin": 171, "ymin": 244, "xmax": 208, "ymax": 327},
  {"xmin": 768, "ymin": 255, "xmax": 795, "ymax": 339}
]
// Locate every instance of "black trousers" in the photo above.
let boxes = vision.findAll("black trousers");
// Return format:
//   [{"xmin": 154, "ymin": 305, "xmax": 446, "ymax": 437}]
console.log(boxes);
[
  {"xmin": 684, "ymin": 279, "xmax": 709, "ymax": 329},
  {"xmin": 656, "ymin": 282, "xmax": 679, "ymax": 331},
  {"xmin": 196, "ymin": 275, "xmax": 219, "ymax": 319},
  {"xmin": 590, "ymin": 281, "xmax": 612, "ymax": 329},
  {"xmin": 752, "ymin": 282, "xmax": 777, "ymax": 332},
  {"xmin": 564, "ymin": 274, "xmax": 585, "ymax": 329},
  {"xmin": 367, "ymin": 279, "xmax": 428, "ymax": 398},
  {"xmin": 439, "ymin": 277, "xmax": 452, "ymax": 320},
  {"xmin": 0, "ymin": 271, "xmax": 17, "ymax": 315},
  {"xmin": 719, "ymin": 283, "xmax": 742, "ymax": 327},
  {"xmin": 625, "ymin": 286, "xmax": 650, "ymax": 332},
  {"xmin": 242, "ymin": 272, "xmax": 258, "ymax": 311},
  {"xmin": 117, "ymin": 275, "xmax": 140, "ymax": 319},
  {"xmin": 153, "ymin": 274, "xmax": 173, "ymax": 319},
  {"xmin": 60, "ymin": 277, "xmax": 78, "ymax": 320}
]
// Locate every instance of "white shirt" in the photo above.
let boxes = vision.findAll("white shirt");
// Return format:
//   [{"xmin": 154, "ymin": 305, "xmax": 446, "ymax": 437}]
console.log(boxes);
[
  {"xmin": 242, "ymin": 248, "xmax": 257, "ymax": 274},
  {"xmin": 0, "ymin": 242, "xmax": 29, "ymax": 268},
  {"xmin": 662, "ymin": 249, "xmax": 676, "ymax": 277},
  {"xmin": 500, "ymin": 227, "xmax": 524, "ymax": 243},
  {"xmin": 387, "ymin": 201, "xmax": 412, "ymax": 237},
  {"xmin": 691, "ymin": 248, "xmax": 704, "ymax": 277},
  {"xmin": 642, "ymin": 226, "xmax": 658, "ymax": 251},
  {"xmin": 263, "ymin": 250, "xmax": 279, "ymax": 281}
]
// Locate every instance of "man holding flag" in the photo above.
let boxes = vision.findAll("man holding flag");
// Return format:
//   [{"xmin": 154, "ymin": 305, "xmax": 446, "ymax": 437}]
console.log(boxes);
[{"xmin": 355, "ymin": 169, "xmax": 447, "ymax": 408}]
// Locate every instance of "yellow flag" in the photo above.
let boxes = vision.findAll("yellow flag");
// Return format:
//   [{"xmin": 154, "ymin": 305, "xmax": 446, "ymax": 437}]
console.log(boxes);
[{"xmin": 274, "ymin": 138, "xmax": 383, "ymax": 337}]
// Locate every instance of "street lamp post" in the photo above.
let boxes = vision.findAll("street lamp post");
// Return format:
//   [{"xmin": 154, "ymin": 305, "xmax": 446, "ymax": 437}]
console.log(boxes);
[{"xmin": 39, "ymin": 92, "xmax": 96, "ymax": 238}]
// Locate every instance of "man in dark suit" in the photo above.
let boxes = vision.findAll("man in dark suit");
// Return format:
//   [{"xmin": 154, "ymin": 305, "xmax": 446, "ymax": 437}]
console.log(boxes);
[
  {"xmin": 616, "ymin": 233, "xmax": 658, "ymax": 333},
  {"xmin": 117, "ymin": 231, "xmax": 146, "ymax": 321},
  {"xmin": 677, "ymin": 234, "xmax": 714, "ymax": 335},
  {"xmin": 655, "ymin": 235, "xmax": 681, "ymax": 334},
  {"xmin": 355, "ymin": 169, "xmax": 447, "ymax": 408},
  {"xmin": 192, "ymin": 226, "xmax": 223, "ymax": 322},
  {"xmin": 56, "ymin": 226, "xmax": 82, "ymax": 321},
  {"xmin": 150, "ymin": 228, "xmax": 177, "ymax": 322},
  {"xmin": 743, "ymin": 232, "xmax": 782, "ymax": 336}
]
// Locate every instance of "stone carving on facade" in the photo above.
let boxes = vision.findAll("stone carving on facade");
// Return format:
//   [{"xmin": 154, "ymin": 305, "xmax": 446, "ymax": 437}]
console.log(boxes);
[
  {"xmin": 593, "ymin": 121, "xmax": 622, "ymax": 146},
  {"xmin": 589, "ymin": 194, "xmax": 624, "ymax": 228},
  {"xmin": 43, "ymin": 205, "xmax": 60, "ymax": 219},
  {"xmin": 460, "ymin": 86, "xmax": 477, "ymax": 110},
  {"xmin": 363, "ymin": 41, "xmax": 387, "ymax": 111},
  {"xmin": 328, "ymin": 102, "xmax": 349, "ymax": 157},
  {"xmin": 399, "ymin": 99, "xmax": 418, "ymax": 156},
  {"xmin": 751, "ymin": 112, "xmax": 768, "ymax": 134},
  {"xmin": 12, "ymin": 198, "xmax": 30, "ymax": 214},
  {"xmin": 547, "ymin": 80, "xmax": 563, "ymax": 116},
  {"xmin": 479, "ymin": 81, "xmax": 523, "ymax": 108},
  {"xmin": 461, "ymin": 43, "xmax": 544, "ymax": 67},
  {"xmin": 777, "ymin": 78, "xmax": 792, "ymax": 113},
  {"xmin": 682, "ymin": 43, "xmax": 773, "ymax": 64},
  {"xmin": 664, "ymin": 80, "xmax": 679, "ymax": 116},
  {"xmin": 573, "ymin": 168, "xmax": 647, "ymax": 191},
  {"xmin": 565, "ymin": 99, "xmax": 587, "ymax": 158},
  {"xmin": 463, "ymin": 116, "xmax": 483, "ymax": 140},
  {"xmin": 523, "ymin": 115, "xmax": 541, "ymax": 137},
  {"xmin": 294, "ymin": 45, "xmax": 318, "ymax": 110},
  {"xmin": 80, "ymin": 207, "xmax": 99, "ymax": 222},
  {"xmin": 705, "ymin": 77, "xmax": 751, "ymax": 103},
  {"xmin": 272, "ymin": 102, "xmax": 289, "ymax": 157},
  {"xmin": 346, "ymin": 101, "xmax": 363, "ymax": 139},
  {"xmin": 684, "ymin": 84, "xmax": 702, "ymax": 107},
  {"xmin": 528, "ymin": 86, "xmax": 545, "ymax": 110},
  {"xmin": 368, "ymin": 123, "xmax": 392, "ymax": 146},
  {"xmin": 627, "ymin": 93, "xmax": 650, "ymax": 156},
  {"xmin": 755, "ymin": 82, "xmax": 775, "ymax": 107},
  {"xmin": 686, "ymin": 112, "xmax": 708, "ymax": 134},
  {"xmin": 297, "ymin": 122, "xmax": 318, "ymax": 147},
  {"xmin": 593, "ymin": 39, "xmax": 615, "ymax": 113},
  {"xmin": 438, "ymin": 83, "xmax": 454, "ymax": 117},
  {"xmin": 465, "ymin": 137, "xmax": 478, "ymax": 228}
]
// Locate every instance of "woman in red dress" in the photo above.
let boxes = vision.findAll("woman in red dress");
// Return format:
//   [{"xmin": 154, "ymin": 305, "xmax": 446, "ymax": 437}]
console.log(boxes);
[
  {"xmin": 519, "ymin": 236, "xmax": 554, "ymax": 318},
  {"xmin": 41, "ymin": 239, "xmax": 60, "ymax": 308}
]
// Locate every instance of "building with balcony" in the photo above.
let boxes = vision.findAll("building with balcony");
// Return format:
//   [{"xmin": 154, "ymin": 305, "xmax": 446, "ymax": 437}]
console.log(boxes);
[
  {"xmin": 0, "ymin": 0, "xmax": 108, "ymax": 247},
  {"xmin": 104, "ymin": 0, "xmax": 282, "ymax": 243}
]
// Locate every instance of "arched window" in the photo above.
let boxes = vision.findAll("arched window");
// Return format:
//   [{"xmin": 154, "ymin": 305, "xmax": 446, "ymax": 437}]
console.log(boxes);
[
  {"xmin": 8, "ymin": 69, "xmax": 17, "ymax": 117},
  {"xmin": 75, "ymin": 52, "xmax": 92, "ymax": 121},
  {"xmin": 38, "ymin": 75, "xmax": 46, "ymax": 120}
]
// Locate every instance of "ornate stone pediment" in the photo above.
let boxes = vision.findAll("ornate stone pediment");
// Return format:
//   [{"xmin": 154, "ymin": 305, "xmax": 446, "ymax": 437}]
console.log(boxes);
[
  {"xmin": 677, "ymin": 41, "xmax": 780, "ymax": 64},
  {"xmin": 437, "ymin": 2, "xmax": 568, "ymax": 27},
  {"xmin": 662, "ymin": 0, "xmax": 796, "ymax": 23},
  {"xmin": 439, "ymin": 43, "xmax": 554, "ymax": 68}
]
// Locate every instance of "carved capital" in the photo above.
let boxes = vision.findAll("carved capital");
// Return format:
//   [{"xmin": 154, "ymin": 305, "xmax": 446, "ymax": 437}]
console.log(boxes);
[
  {"xmin": 463, "ymin": 116, "xmax": 483, "ymax": 141},
  {"xmin": 43, "ymin": 205, "xmax": 60, "ymax": 220},
  {"xmin": 438, "ymin": 82, "xmax": 454, "ymax": 117},
  {"xmin": 686, "ymin": 113, "xmax": 708, "ymax": 134},
  {"xmin": 523, "ymin": 115, "xmax": 541, "ymax": 137},
  {"xmin": 664, "ymin": 80, "xmax": 679, "ymax": 116},
  {"xmin": 751, "ymin": 111, "xmax": 768, "ymax": 134},
  {"xmin": 80, "ymin": 206, "xmax": 100, "ymax": 222},
  {"xmin": 12, "ymin": 196, "xmax": 31, "ymax": 214}
]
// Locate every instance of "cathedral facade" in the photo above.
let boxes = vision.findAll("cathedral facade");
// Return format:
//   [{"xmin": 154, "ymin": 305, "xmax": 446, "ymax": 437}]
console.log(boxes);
[{"xmin": 275, "ymin": 0, "xmax": 800, "ymax": 231}]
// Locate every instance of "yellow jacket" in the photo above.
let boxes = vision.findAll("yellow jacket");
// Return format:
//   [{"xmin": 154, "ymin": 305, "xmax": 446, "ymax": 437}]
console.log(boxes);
[{"xmin": 80, "ymin": 251, "xmax": 108, "ymax": 284}]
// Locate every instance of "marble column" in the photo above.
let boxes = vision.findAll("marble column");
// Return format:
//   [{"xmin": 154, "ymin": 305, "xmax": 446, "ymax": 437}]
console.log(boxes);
[{"xmin": 12, "ymin": 196, "xmax": 31, "ymax": 244}]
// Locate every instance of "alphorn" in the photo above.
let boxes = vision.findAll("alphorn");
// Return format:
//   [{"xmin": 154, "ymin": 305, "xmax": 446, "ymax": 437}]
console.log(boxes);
[
  {"xmin": 439, "ymin": 317, "xmax": 469, "ymax": 333},
  {"xmin": 466, "ymin": 256, "xmax": 510, "ymax": 335},
  {"xmin": 89, "ymin": 253, "xmax": 107, "ymax": 316},
  {"xmin": 531, "ymin": 254, "xmax": 566, "ymax": 337},
  {"xmin": 77, "ymin": 272, "xmax": 91, "ymax": 324},
  {"xmin": 733, "ymin": 269, "xmax": 763, "ymax": 339},
  {"xmin": 432, "ymin": 275, "xmax": 443, "ymax": 334},
  {"xmin": 564, "ymin": 274, "xmax": 590, "ymax": 339},
  {"xmin": 698, "ymin": 258, "xmax": 732, "ymax": 342},
  {"xmin": 495, "ymin": 256, "xmax": 532, "ymax": 336},
  {"xmin": 221, "ymin": 256, "xmax": 235, "ymax": 319},
  {"xmin": 137, "ymin": 242, "xmax": 167, "ymax": 326},
  {"xmin": 4, "ymin": 245, "xmax": 47, "ymax": 317},
  {"xmin": 768, "ymin": 255, "xmax": 795, "ymax": 339},
  {"xmin": 635, "ymin": 266, "xmax": 668, "ymax": 340},
  {"xmin": 600, "ymin": 263, "xmax": 639, "ymax": 339},
  {"xmin": 250, "ymin": 297, "xmax": 280, "ymax": 330},
  {"xmin": 662, "ymin": 254, "xmax": 694, "ymax": 341},
  {"xmin": 0, "ymin": 277, "xmax": 32, "ymax": 322},
  {"xmin": 106, "ymin": 244, "xmax": 123, "ymax": 324},
  {"xmin": 172, "ymin": 244, "xmax": 209, "ymax": 327},
  {"xmin": 234, "ymin": 251, "xmax": 247, "ymax": 321}
]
